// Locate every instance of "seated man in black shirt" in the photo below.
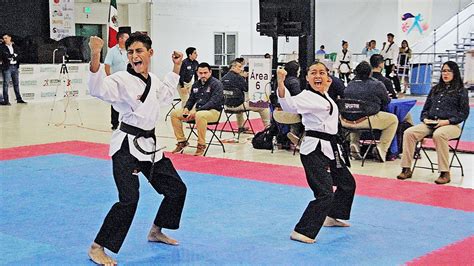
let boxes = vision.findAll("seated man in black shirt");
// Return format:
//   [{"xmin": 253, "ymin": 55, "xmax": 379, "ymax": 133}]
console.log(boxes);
[
  {"xmin": 370, "ymin": 54, "xmax": 397, "ymax": 99},
  {"xmin": 221, "ymin": 59, "xmax": 270, "ymax": 132},
  {"xmin": 340, "ymin": 61, "xmax": 399, "ymax": 162},
  {"xmin": 170, "ymin": 62, "xmax": 224, "ymax": 156}
]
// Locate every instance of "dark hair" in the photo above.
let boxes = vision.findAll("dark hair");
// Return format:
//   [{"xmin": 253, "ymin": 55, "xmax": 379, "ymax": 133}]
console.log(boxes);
[
  {"xmin": 197, "ymin": 62, "xmax": 211, "ymax": 71},
  {"xmin": 369, "ymin": 40, "xmax": 376, "ymax": 45},
  {"xmin": 116, "ymin": 31, "xmax": 128, "ymax": 41},
  {"xmin": 264, "ymin": 53, "xmax": 271, "ymax": 58},
  {"xmin": 320, "ymin": 45, "xmax": 325, "ymax": 49},
  {"xmin": 2, "ymin": 33, "xmax": 11, "ymax": 38},
  {"xmin": 185, "ymin": 47, "xmax": 196, "ymax": 57},
  {"xmin": 354, "ymin": 61, "xmax": 371, "ymax": 80},
  {"xmin": 284, "ymin": 60, "xmax": 300, "ymax": 77},
  {"xmin": 125, "ymin": 32, "xmax": 152, "ymax": 50},
  {"xmin": 234, "ymin": 57, "xmax": 245, "ymax": 64},
  {"xmin": 387, "ymin": 33, "xmax": 394, "ymax": 38},
  {"xmin": 432, "ymin": 61, "xmax": 464, "ymax": 94},
  {"xmin": 342, "ymin": 40, "xmax": 348, "ymax": 46},
  {"xmin": 369, "ymin": 54, "xmax": 384, "ymax": 68},
  {"xmin": 307, "ymin": 61, "xmax": 329, "ymax": 73},
  {"xmin": 229, "ymin": 59, "xmax": 243, "ymax": 69}
]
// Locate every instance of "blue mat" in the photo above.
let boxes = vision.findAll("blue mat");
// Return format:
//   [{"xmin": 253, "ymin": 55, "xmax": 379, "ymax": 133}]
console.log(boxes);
[
  {"xmin": 1, "ymin": 154, "xmax": 473, "ymax": 265},
  {"xmin": 409, "ymin": 106, "xmax": 473, "ymax": 141}
]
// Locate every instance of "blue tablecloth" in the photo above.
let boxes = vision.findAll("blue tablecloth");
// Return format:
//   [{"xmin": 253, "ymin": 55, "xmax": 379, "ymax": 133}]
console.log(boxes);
[{"xmin": 387, "ymin": 99, "xmax": 417, "ymax": 155}]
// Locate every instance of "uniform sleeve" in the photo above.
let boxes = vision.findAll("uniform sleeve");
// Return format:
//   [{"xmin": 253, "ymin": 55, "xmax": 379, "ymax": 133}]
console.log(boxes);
[
  {"xmin": 156, "ymin": 72, "xmax": 179, "ymax": 105},
  {"xmin": 279, "ymin": 90, "xmax": 328, "ymax": 114},
  {"xmin": 88, "ymin": 64, "xmax": 124, "ymax": 104}
]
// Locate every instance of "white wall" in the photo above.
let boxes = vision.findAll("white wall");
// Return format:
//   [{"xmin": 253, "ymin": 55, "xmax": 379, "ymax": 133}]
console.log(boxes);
[{"xmin": 150, "ymin": 0, "xmax": 299, "ymax": 76}]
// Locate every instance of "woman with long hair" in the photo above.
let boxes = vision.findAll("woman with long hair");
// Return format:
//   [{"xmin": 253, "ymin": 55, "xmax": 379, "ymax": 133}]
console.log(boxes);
[
  {"xmin": 277, "ymin": 61, "xmax": 356, "ymax": 244},
  {"xmin": 398, "ymin": 40, "xmax": 412, "ymax": 93},
  {"xmin": 397, "ymin": 61, "xmax": 469, "ymax": 184}
]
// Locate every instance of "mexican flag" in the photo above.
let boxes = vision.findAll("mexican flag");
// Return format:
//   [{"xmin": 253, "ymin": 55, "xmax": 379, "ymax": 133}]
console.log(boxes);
[{"xmin": 108, "ymin": 0, "xmax": 118, "ymax": 48}]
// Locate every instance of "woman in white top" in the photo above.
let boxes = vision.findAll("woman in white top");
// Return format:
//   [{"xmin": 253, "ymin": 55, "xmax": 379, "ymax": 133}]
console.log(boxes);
[
  {"xmin": 277, "ymin": 61, "xmax": 356, "ymax": 244},
  {"xmin": 334, "ymin": 40, "xmax": 352, "ymax": 85}
]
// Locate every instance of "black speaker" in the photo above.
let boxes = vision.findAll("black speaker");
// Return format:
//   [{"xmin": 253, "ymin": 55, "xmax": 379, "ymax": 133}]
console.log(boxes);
[
  {"xmin": 119, "ymin": 26, "xmax": 132, "ymax": 35},
  {"xmin": 257, "ymin": 0, "xmax": 311, "ymax": 37}
]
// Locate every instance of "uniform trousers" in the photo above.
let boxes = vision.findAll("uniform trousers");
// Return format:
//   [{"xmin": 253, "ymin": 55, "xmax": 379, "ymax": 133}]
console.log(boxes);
[
  {"xmin": 384, "ymin": 64, "xmax": 401, "ymax": 92},
  {"xmin": 95, "ymin": 140, "xmax": 187, "ymax": 253},
  {"xmin": 295, "ymin": 146, "xmax": 356, "ymax": 240},
  {"xmin": 401, "ymin": 123, "xmax": 461, "ymax": 172}
]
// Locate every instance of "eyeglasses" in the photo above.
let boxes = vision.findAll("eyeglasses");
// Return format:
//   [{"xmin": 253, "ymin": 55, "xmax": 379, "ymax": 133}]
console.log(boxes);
[{"xmin": 441, "ymin": 69, "xmax": 453, "ymax": 73}]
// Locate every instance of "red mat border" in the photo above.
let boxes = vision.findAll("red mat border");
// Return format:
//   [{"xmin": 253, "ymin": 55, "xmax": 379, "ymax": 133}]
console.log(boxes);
[{"xmin": 1, "ymin": 140, "xmax": 472, "ymax": 265}]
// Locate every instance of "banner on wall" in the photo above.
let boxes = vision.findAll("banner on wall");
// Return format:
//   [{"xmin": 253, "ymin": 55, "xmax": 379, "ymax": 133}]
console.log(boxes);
[
  {"xmin": 248, "ymin": 58, "xmax": 271, "ymax": 108},
  {"xmin": 398, "ymin": 0, "xmax": 433, "ymax": 45},
  {"xmin": 49, "ymin": 0, "xmax": 75, "ymax": 41}
]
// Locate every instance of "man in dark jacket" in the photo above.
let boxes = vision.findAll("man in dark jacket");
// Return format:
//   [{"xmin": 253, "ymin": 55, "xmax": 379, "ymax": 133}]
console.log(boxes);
[
  {"xmin": 1, "ymin": 34, "xmax": 26, "ymax": 105},
  {"xmin": 341, "ymin": 61, "xmax": 398, "ymax": 162},
  {"xmin": 177, "ymin": 47, "xmax": 199, "ymax": 106},
  {"xmin": 221, "ymin": 59, "xmax": 270, "ymax": 132},
  {"xmin": 370, "ymin": 54, "xmax": 397, "ymax": 99},
  {"xmin": 170, "ymin": 62, "xmax": 224, "ymax": 156}
]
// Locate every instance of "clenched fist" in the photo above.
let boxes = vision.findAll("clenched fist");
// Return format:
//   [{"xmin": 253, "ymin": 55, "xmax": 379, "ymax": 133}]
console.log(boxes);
[
  {"xmin": 89, "ymin": 36, "xmax": 104, "ymax": 55},
  {"xmin": 277, "ymin": 68, "xmax": 287, "ymax": 82}
]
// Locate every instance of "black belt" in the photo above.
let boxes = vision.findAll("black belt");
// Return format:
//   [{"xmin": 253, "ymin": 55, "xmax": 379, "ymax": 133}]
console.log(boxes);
[
  {"xmin": 120, "ymin": 122, "xmax": 163, "ymax": 155},
  {"xmin": 305, "ymin": 130, "xmax": 350, "ymax": 168}
]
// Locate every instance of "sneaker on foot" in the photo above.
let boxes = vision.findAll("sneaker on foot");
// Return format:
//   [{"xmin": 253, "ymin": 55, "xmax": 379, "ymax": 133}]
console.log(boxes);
[
  {"xmin": 397, "ymin": 167, "xmax": 412, "ymax": 180},
  {"xmin": 17, "ymin": 99, "xmax": 27, "ymax": 104},
  {"xmin": 194, "ymin": 144, "xmax": 206, "ymax": 156},
  {"xmin": 434, "ymin": 171, "xmax": 451, "ymax": 184},
  {"xmin": 171, "ymin": 141, "xmax": 189, "ymax": 154}
]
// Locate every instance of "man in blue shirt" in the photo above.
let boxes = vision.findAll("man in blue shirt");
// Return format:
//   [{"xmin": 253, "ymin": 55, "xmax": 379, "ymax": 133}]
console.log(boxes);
[{"xmin": 104, "ymin": 31, "xmax": 129, "ymax": 130}]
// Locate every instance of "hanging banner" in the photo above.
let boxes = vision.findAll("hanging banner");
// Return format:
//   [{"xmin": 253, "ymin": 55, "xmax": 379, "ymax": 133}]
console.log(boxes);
[
  {"xmin": 398, "ymin": 0, "xmax": 433, "ymax": 45},
  {"xmin": 49, "ymin": 0, "xmax": 75, "ymax": 40},
  {"xmin": 248, "ymin": 58, "xmax": 271, "ymax": 108}
]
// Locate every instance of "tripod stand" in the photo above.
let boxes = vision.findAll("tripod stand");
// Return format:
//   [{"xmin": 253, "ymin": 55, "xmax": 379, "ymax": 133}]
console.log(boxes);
[{"xmin": 47, "ymin": 56, "xmax": 84, "ymax": 127}]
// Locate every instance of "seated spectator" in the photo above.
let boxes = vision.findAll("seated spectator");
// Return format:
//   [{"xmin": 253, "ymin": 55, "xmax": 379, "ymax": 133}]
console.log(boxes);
[
  {"xmin": 370, "ymin": 54, "xmax": 397, "ymax": 99},
  {"xmin": 340, "ymin": 61, "xmax": 399, "ymax": 162},
  {"xmin": 397, "ymin": 61, "xmax": 469, "ymax": 184},
  {"xmin": 327, "ymin": 74, "xmax": 345, "ymax": 101},
  {"xmin": 170, "ymin": 62, "xmax": 224, "ymax": 156},
  {"xmin": 221, "ymin": 59, "xmax": 270, "ymax": 132}
]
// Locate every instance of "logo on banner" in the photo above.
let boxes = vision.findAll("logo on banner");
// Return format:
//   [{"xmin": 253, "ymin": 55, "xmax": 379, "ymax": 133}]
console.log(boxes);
[
  {"xmin": 21, "ymin": 80, "xmax": 38, "ymax": 86},
  {"xmin": 43, "ymin": 79, "xmax": 61, "ymax": 86},
  {"xmin": 40, "ymin": 66, "xmax": 57, "ymax": 73},
  {"xmin": 20, "ymin": 67, "xmax": 34, "ymax": 74},
  {"xmin": 41, "ymin": 92, "xmax": 57, "ymax": 98},
  {"xmin": 23, "ymin": 93, "xmax": 35, "ymax": 100},
  {"xmin": 68, "ymin": 66, "xmax": 79, "ymax": 72},
  {"xmin": 401, "ymin": 13, "xmax": 429, "ymax": 35}
]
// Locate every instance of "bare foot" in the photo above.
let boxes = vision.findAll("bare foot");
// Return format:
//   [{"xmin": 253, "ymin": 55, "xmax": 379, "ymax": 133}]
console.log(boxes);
[
  {"xmin": 88, "ymin": 242, "xmax": 117, "ymax": 265},
  {"xmin": 290, "ymin": 231, "xmax": 315, "ymax": 244},
  {"xmin": 323, "ymin": 216, "xmax": 350, "ymax": 227},
  {"xmin": 147, "ymin": 225, "xmax": 179, "ymax": 245}
]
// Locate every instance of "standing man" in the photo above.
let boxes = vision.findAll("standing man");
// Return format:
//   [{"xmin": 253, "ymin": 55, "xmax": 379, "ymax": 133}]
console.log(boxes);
[
  {"xmin": 170, "ymin": 62, "xmax": 224, "ymax": 156},
  {"xmin": 104, "ymin": 31, "xmax": 130, "ymax": 129},
  {"xmin": 177, "ymin": 47, "xmax": 199, "ymax": 106},
  {"xmin": 380, "ymin": 33, "xmax": 401, "ymax": 93},
  {"xmin": 0, "ymin": 34, "xmax": 26, "ymax": 105},
  {"xmin": 87, "ymin": 33, "xmax": 187, "ymax": 265}
]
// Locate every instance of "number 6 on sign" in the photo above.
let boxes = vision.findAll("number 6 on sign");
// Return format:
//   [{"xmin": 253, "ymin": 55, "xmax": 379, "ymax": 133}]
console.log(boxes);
[{"xmin": 248, "ymin": 58, "xmax": 271, "ymax": 108}]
